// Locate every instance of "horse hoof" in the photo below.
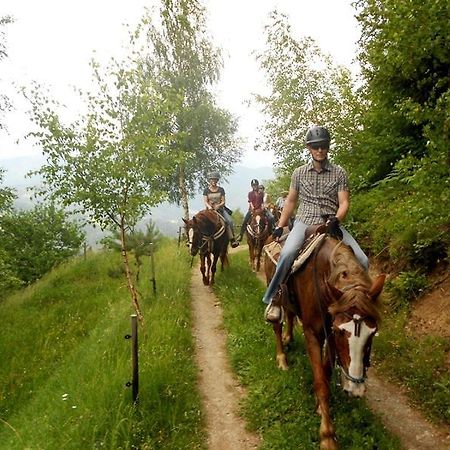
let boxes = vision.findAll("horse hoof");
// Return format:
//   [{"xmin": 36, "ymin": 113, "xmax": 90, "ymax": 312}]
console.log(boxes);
[
  {"xmin": 320, "ymin": 438, "xmax": 338, "ymax": 450},
  {"xmin": 276, "ymin": 355, "xmax": 289, "ymax": 371}
]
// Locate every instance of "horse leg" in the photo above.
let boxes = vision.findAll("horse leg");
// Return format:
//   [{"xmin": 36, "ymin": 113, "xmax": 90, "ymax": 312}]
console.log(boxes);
[
  {"xmin": 282, "ymin": 311, "xmax": 295, "ymax": 346},
  {"xmin": 210, "ymin": 254, "xmax": 219, "ymax": 285},
  {"xmin": 200, "ymin": 255, "xmax": 209, "ymax": 285},
  {"xmin": 303, "ymin": 328, "xmax": 338, "ymax": 450},
  {"xmin": 273, "ymin": 322, "xmax": 289, "ymax": 370},
  {"xmin": 206, "ymin": 253, "xmax": 212, "ymax": 285}
]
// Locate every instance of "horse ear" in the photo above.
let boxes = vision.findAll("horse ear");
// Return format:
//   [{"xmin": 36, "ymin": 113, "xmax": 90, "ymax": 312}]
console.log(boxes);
[
  {"xmin": 182, "ymin": 218, "xmax": 188, "ymax": 224},
  {"xmin": 369, "ymin": 274, "xmax": 386, "ymax": 300}
]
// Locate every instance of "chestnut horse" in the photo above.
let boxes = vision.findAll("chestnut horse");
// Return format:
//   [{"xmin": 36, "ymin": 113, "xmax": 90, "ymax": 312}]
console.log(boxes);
[
  {"xmin": 265, "ymin": 232, "xmax": 385, "ymax": 450},
  {"xmin": 183, "ymin": 209, "xmax": 229, "ymax": 285},
  {"xmin": 246, "ymin": 208, "xmax": 271, "ymax": 272}
]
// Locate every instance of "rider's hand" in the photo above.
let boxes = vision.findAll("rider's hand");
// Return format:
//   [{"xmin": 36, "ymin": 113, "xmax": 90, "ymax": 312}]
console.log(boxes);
[
  {"xmin": 272, "ymin": 226, "xmax": 283, "ymax": 240},
  {"xmin": 326, "ymin": 216, "xmax": 343, "ymax": 240}
]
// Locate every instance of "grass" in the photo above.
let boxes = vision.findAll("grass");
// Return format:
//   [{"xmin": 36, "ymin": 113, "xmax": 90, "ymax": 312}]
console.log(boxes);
[
  {"xmin": 213, "ymin": 251, "xmax": 401, "ymax": 450},
  {"xmin": 372, "ymin": 306, "xmax": 450, "ymax": 424},
  {"xmin": 0, "ymin": 240, "xmax": 205, "ymax": 450}
]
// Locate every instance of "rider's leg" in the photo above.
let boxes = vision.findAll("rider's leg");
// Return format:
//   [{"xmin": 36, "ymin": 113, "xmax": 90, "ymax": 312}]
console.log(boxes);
[
  {"xmin": 263, "ymin": 220, "xmax": 308, "ymax": 321},
  {"xmin": 237, "ymin": 210, "xmax": 251, "ymax": 241},
  {"xmin": 341, "ymin": 227, "xmax": 369, "ymax": 270},
  {"xmin": 223, "ymin": 210, "xmax": 239, "ymax": 248}
]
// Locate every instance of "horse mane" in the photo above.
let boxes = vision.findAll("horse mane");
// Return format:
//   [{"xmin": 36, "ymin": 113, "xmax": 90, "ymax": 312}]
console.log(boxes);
[
  {"xmin": 327, "ymin": 241, "xmax": 382, "ymax": 322},
  {"xmin": 195, "ymin": 210, "xmax": 220, "ymax": 235}
]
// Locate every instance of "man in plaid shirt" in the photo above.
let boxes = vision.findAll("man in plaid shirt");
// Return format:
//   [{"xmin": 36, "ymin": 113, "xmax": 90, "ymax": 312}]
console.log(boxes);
[{"xmin": 263, "ymin": 126, "xmax": 369, "ymax": 323}]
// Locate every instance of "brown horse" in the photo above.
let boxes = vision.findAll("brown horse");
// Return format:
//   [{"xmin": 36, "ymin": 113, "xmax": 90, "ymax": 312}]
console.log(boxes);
[
  {"xmin": 265, "ymin": 232, "xmax": 385, "ymax": 450},
  {"xmin": 246, "ymin": 208, "xmax": 271, "ymax": 272},
  {"xmin": 183, "ymin": 209, "xmax": 229, "ymax": 285}
]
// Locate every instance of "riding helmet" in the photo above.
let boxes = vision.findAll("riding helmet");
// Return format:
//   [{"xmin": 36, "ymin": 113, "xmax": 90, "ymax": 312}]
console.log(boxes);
[
  {"xmin": 251, "ymin": 179, "xmax": 259, "ymax": 186},
  {"xmin": 208, "ymin": 171, "xmax": 220, "ymax": 180},
  {"xmin": 305, "ymin": 126, "xmax": 331, "ymax": 145}
]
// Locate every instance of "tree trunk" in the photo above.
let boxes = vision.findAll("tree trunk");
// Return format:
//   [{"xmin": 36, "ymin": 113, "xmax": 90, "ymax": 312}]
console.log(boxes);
[
  {"xmin": 119, "ymin": 216, "xmax": 144, "ymax": 324},
  {"xmin": 179, "ymin": 163, "xmax": 190, "ymax": 227}
]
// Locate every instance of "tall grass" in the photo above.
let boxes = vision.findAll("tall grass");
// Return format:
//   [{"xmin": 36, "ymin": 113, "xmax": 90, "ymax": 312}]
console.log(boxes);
[
  {"xmin": 0, "ymin": 240, "xmax": 205, "ymax": 449},
  {"xmin": 213, "ymin": 251, "xmax": 401, "ymax": 450}
]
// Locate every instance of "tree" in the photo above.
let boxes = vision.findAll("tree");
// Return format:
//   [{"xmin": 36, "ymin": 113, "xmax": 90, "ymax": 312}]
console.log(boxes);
[
  {"xmin": 0, "ymin": 15, "xmax": 13, "ymax": 130},
  {"xmin": 102, "ymin": 220, "xmax": 162, "ymax": 283},
  {"xmin": 135, "ymin": 0, "xmax": 241, "ymax": 220},
  {"xmin": 255, "ymin": 11, "xmax": 362, "ymax": 176},
  {"xmin": 0, "ymin": 203, "xmax": 84, "ymax": 284},
  {"xmin": 26, "ymin": 55, "xmax": 177, "ymax": 321}
]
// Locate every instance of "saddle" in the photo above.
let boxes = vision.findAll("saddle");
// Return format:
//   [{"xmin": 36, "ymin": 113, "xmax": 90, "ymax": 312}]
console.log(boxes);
[{"xmin": 263, "ymin": 223, "xmax": 332, "ymax": 318}]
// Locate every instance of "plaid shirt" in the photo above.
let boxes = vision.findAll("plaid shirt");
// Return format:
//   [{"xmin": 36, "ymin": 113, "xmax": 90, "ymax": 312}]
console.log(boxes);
[{"xmin": 290, "ymin": 159, "xmax": 349, "ymax": 225}]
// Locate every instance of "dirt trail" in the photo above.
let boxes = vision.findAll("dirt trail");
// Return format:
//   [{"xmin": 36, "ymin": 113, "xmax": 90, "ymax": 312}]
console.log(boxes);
[
  {"xmin": 191, "ymin": 247, "xmax": 450, "ymax": 450},
  {"xmin": 190, "ymin": 264, "xmax": 260, "ymax": 450}
]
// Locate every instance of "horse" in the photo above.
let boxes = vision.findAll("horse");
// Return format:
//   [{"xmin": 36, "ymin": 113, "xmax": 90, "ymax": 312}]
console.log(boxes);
[
  {"xmin": 246, "ymin": 208, "xmax": 271, "ymax": 272},
  {"xmin": 264, "ymin": 229, "xmax": 385, "ymax": 450},
  {"xmin": 183, "ymin": 209, "xmax": 229, "ymax": 285}
]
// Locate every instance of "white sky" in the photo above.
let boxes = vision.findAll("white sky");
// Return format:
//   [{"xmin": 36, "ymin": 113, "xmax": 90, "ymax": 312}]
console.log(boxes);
[{"xmin": 0, "ymin": 0, "xmax": 360, "ymax": 167}]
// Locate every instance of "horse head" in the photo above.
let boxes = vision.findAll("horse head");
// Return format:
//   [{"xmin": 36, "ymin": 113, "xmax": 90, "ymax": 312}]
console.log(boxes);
[
  {"xmin": 328, "ymin": 273, "xmax": 385, "ymax": 397},
  {"xmin": 182, "ymin": 217, "xmax": 201, "ymax": 256},
  {"xmin": 249, "ymin": 208, "xmax": 269, "ymax": 237}
]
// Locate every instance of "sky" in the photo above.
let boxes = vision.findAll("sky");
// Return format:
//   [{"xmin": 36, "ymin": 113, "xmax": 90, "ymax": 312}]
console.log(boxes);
[{"xmin": 0, "ymin": 0, "xmax": 360, "ymax": 168}]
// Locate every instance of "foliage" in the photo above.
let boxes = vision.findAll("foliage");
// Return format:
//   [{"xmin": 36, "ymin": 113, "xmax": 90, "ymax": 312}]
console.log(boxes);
[
  {"xmin": 135, "ymin": 0, "xmax": 241, "ymax": 217},
  {"xmin": 385, "ymin": 270, "xmax": 428, "ymax": 310},
  {"xmin": 0, "ymin": 203, "xmax": 84, "ymax": 284},
  {"xmin": 0, "ymin": 15, "xmax": 13, "ymax": 130},
  {"xmin": 255, "ymin": 11, "xmax": 362, "ymax": 175},
  {"xmin": 0, "ymin": 241, "xmax": 205, "ymax": 449},
  {"xmin": 340, "ymin": 0, "xmax": 450, "ymax": 270},
  {"xmin": 0, "ymin": 168, "xmax": 15, "ymax": 214},
  {"xmin": 102, "ymin": 220, "xmax": 163, "ymax": 281}
]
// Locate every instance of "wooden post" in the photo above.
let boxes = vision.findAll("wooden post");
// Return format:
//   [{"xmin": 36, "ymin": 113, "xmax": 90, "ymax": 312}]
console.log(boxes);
[
  {"xmin": 131, "ymin": 314, "xmax": 139, "ymax": 403},
  {"xmin": 150, "ymin": 242, "xmax": 156, "ymax": 295}
]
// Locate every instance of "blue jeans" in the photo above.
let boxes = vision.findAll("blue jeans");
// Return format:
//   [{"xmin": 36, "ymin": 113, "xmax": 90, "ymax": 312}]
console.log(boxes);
[{"xmin": 262, "ymin": 220, "xmax": 369, "ymax": 304}]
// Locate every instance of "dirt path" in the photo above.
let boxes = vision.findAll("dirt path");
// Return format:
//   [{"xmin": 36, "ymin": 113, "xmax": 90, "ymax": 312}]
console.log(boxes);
[
  {"xmin": 191, "ymin": 248, "xmax": 450, "ymax": 450},
  {"xmin": 190, "ymin": 264, "xmax": 260, "ymax": 450}
]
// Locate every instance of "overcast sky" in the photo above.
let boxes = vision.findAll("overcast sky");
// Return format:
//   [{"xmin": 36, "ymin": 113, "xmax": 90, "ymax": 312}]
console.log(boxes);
[{"xmin": 0, "ymin": 0, "xmax": 360, "ymax": 167}]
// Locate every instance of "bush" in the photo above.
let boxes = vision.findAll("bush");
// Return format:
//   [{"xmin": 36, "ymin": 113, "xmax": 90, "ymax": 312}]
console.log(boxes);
[{"xmin": 385, "ymin": 270, "xmax": 428, "ymax": 310}]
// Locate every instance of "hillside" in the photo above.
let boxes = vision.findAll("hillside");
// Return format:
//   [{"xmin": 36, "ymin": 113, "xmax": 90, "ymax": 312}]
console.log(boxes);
[{"xmin": 0, "ymin": 155, "xmax": 275, "ymax": 242}]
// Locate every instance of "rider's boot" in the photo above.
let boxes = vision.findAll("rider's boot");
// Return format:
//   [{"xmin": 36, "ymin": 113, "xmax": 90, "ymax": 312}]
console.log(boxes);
[{"xmin": 228, "ymin": 227, "xmax": 239, "ymax": 248}]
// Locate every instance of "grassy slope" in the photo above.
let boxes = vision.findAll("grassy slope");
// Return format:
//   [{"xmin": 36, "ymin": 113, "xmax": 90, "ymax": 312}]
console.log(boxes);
[
  {"xmin": 213, "ymin": 251, "xmax": 401, "ymax": 450},
  {"xmin": 0, "ymin": 240, "xmax": 205, "ymax": 450}
]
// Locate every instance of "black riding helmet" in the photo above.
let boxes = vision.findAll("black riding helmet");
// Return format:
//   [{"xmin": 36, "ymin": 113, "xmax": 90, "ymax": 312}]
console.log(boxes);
[
  {"xmin": 251, "ymin": 179, "xmax": 259, "ymax": 186},
  {"xmin": 208, "ymin": 171, "xmax": 220, "ymax": 180},
  {"xmin": 305, "ymin": 126, "xmax": 331, "ymax": 145}
]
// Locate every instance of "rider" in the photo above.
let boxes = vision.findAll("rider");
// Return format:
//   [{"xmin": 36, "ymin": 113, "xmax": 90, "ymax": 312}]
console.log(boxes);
[
  {"xmin": 263, "ymin": 125, "xmax": 369, "ymax": 322},
  {"xmin": 203, "ymin": 171, "xmax": 239, "ymax": 248},
  {"xmin": 259, "ymin": 184, "xmax": 276, "ymax": 231},
  {"xmin": 237, "ymin": 179, "xmax": 264, "ymax": 242}
]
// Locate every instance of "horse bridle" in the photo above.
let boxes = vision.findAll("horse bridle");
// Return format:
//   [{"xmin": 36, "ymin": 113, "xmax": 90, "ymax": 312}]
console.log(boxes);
[
  {"xmin": 333, "ymin": 312, "xmax": 371, "ymax": 385},
  {"xmin": 311, "ymin": 241, "xmax": 372, "ymax": 385}
]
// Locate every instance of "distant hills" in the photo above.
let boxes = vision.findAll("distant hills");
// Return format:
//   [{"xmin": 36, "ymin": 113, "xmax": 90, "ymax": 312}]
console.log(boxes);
[{"xmin": 0, "ymin": 155, "xmax": 274, "ymax": 243}]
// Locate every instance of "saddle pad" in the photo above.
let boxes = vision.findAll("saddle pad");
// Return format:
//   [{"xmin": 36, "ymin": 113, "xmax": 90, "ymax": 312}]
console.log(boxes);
[
  {"xmin": 263, "ymin": 240, "xmax": 282, "ymax": 265},
  {"xmin": 291, "ymin": 233, "xmax": 326, "ymax": 274}
]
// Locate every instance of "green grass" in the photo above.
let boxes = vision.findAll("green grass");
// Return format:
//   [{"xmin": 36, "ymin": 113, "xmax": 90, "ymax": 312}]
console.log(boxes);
[
  {"xmin": 213, "ymin": 251, "xmax": 401, "ymax": 450},
  {"xmin": 372, "ymin": 307, "xmax": 450, "ymax": 424},
  {"xmin": 0, "ymin": 240, "xmax": 205, "ymax": 450}
]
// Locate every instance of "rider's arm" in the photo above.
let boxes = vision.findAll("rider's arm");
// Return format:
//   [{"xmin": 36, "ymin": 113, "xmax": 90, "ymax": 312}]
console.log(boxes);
[
  {"xmin": 277, "ymin": 188, "xmax": 297, "ymax": 228},
  {"xmin": 335, "ymin": 190, "xmax": 349, "ymax": 222}
]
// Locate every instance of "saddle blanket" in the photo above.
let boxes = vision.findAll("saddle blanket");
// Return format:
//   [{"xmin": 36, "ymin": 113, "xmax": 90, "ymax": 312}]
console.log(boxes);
[{"xmin": 263, "ymin": 232, "xmax": 326, "ymax": 274}]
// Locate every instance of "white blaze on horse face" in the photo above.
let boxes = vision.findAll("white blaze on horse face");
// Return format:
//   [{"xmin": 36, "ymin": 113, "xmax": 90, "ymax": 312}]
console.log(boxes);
[
  {"xmin": 339, "ymin": 314, "xmax": 376, "ymax": 397},
  {"xmin": 188, "ymin": 228, "xmax": 194, "ymax": 251}
]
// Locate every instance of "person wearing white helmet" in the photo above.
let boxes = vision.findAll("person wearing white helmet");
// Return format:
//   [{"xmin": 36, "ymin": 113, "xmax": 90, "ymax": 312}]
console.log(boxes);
[{"xmin": 263, "ymin": 126, "xmax": 369, "ymax": 322}]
